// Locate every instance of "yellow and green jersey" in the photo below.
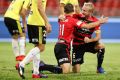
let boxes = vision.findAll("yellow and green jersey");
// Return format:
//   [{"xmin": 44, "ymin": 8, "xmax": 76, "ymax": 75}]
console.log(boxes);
[
  {"xmin": 4, "ymin": 0, "xmax": 25, "ymax": 21},
  {"xmin": 22, "ymin": 0, "xmax": 31, "ymax": 10},
  {"xmin": 60, "ymin": 0, "xmax": 79, "ymax": 5},
  {"xmin": 27, "ymin": 0, "xmax": 47, "ymax": 26}
]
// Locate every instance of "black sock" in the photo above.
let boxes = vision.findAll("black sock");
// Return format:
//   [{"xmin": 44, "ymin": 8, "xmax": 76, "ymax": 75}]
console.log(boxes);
[
  {"xmin": 39, "ymin": 64, "xmax": 62, "ymax": 74},
  {"xmin": 97, "ymin": 48, "xmax": 105, "ymax": 68}
]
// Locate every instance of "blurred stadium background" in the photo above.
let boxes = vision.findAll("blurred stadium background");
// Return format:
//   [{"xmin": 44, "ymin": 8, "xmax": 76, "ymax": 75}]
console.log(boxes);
[{"xmin": 0, "ymin": 0, "xmax": 120, "ymax": 42}]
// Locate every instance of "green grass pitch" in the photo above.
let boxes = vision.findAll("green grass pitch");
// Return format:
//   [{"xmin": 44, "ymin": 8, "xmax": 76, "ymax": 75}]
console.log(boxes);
[{"xmin": 0, "ymin": 42, "xmax": 120, "ymax": 80}]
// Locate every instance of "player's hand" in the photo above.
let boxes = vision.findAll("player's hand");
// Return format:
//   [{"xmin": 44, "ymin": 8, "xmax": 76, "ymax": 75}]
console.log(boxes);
[
  {"xmin": 45, "ymin": 23, "xmax": 52, "ymax": 33},
  {"xmin": 84, "ymin": 37, "xmax": 91, "ymax": 43},
  {"xmin": 99, "ymin": 15, "xmax": 108, "ymax": 24},
  {"xmin": 58, "ymin": 15, "xmax": 65, "ymax": 21}
]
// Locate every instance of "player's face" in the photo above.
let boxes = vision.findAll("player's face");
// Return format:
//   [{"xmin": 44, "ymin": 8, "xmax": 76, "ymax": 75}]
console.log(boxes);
[{"xmin": 81, "ymin": 6, "xmax": 91, "ymax": 17}]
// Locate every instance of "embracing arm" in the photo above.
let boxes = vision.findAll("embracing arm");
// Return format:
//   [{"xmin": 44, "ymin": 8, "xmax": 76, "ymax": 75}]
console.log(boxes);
[
  {"xmin": 84, "ymin": 30, "xmax": 101, "ymax": 43},
  {"xmin": 81, "ymin": 16, "xmax": 108, "ymax": 29}
]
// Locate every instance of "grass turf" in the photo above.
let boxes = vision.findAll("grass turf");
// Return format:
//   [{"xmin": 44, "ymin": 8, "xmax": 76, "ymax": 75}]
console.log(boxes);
[{"xmin": 0, "ymin": 42, "xmax": 120, "ymax": 80}]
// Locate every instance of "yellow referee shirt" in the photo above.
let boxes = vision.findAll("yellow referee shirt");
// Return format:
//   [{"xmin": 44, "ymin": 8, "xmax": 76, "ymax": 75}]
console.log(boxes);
[
  {"xmin": 27, "ymin": 0, "xmax": 47, "ymax": 26},
  {"xmin": 60, "ymin": 0, "xmax": 79, "ymax": 5},
  {"xmin": 4, "ymin": 0, "xmax": 25, "ymax": 21}
]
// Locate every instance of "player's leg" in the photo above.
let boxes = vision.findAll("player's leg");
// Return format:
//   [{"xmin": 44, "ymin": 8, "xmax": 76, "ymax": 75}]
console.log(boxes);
[
  {"xmin": 86, "ymin": 41, "xmax": 105, "ymax": 73},
  {"xmin": 17, "ymin": 25, "xmax": 47, "ymax": 79},
  {"xmin": 32, "ymin": 47, "xmax": 48, "ymax": 78},
  {"xmin": 17, "ymin": 21, "xmax": 26, "ymax": 61},
  {"xmin": 54, "ymin": 43, "xmax": 71, "ymax": 74},
  {"xmin": 12, "ymin": 20, "xmax": 26, "ymax": 69},
  {"xmin": 4, "ymin": 17, "xmax": 21, "ymax": 63},
  {"xmin": 29, "ymin": 26, "xmax": 47, "ymax": 78},
  {"xmin": 39, "ymin": 60, "xmax": 62, "ymax": 74},
  {"xmin": 95, "ymin": 42, "xmax": 105, "ymax": 73},
  {"xmin": 60, "ymin": 63, "xmax": 71, "ymax": 74},
  {"xmin": 72, "ymin": 45, "xmax": 85, "ymax": 73}
]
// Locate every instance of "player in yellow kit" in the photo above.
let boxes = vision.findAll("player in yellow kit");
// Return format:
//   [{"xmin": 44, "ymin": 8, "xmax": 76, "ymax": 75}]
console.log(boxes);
[
  {"xmin": 17, "ymin": 0, "xmax": 52, "ymax": 79},
  {"xmin": 59, "ymin": 0, "xmax": 80, "ymax": 15},
  {"xmin": 4, "ymin": 0, "xmax": 28, "ymax": 68}
]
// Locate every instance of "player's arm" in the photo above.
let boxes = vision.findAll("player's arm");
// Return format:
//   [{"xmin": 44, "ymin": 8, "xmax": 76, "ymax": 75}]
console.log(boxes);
[
  {"xmin": 20, "ymin": 11, "xmax": 27, "ymax": 32},
  {"xmin": 59, "ymin": 3, "xmax": 65, "ymax": 15},
  {"xmin": 74, "ymin": 0, "xmax": 80, "ymax": 14},
  {"xmin": 37, "ymin": 0, "xmax": 51, "ymax": 33},
  {"xmin": 20, "ymin": 4, "xmax": 29, "ymax": 32},
  {"xmin": 84, "ymin": 30, "xmax": 101, "ymax": 43},
  {"xmin": 78, "ymin": 16, "xmax": 108, "ymax": 29},
  {"xmin": 74, "ymin": 5, "xmax": 80, "ymax": 14},
  {"xmin": 20, "ymin": 8, "xmax": 28, "ymax": 31},
  {"xmin": 20, "ymin": 0, "xmax": 31, "ymax": 32}
]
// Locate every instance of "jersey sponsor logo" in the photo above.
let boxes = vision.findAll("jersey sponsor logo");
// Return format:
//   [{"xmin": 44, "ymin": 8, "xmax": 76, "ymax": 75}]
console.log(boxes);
[
  {"xmin": 76, "ymin": 27, "xmax": 90, "ymax": 34},
  {"xmin": 81, "ymin": 28, "xmax": 90, "ymax": 32}
]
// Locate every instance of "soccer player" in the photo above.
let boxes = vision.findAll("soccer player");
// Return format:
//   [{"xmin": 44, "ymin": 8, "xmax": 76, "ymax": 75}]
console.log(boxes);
[
  {"xmin": 17, "ymin": 0, "xmax": 51, "ymax": 79},
  {"xmin": 38, "ymin": 3, "xmax": 108, "ymax": 74},
  {"xmin": 59, "ymin": 0, "xmax": 80, "ymax": 15},
  {"xmin": 4, "ymin": 0, "xmax": 27, "ymax": 68},
  {"xmin": 72, "ymin": 2, "xmax": 106, "ymax": 73}
]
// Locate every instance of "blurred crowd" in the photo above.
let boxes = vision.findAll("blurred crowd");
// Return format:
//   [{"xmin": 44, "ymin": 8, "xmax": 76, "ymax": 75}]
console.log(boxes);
[{"xmin": 0, "ymin": 0, "xmax": 120, "ymax": 17}]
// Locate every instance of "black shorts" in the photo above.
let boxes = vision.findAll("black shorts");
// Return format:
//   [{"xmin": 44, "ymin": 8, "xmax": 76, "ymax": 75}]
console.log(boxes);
[
  {"xmin": 54, "ymin": 43, "xmax": 71, "ymax": 66},
  {"xmin": 72, "ymin": 41, "xmax": 98, "ymax": 66},
  {"xmin": 4, "ymin": 17, "xmax": 24, "ymax": 36},
  {"xmin": 27, "ymin": 24, "xmax": 46, "ymax": 44}
]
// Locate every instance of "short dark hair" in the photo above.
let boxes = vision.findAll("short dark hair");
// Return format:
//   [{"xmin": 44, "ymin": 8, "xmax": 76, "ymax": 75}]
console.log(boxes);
[{"xmin": 64, "ymin": 3, "xmax": 74, "ymax": 14}]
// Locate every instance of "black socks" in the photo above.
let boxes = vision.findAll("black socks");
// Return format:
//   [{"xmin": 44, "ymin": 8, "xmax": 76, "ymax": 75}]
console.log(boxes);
[
  {"xmin": 39, "ymin": 64, "xmax": 62, "ymax": 74},
  {"xmin": 97, "ymin": 48, "xmax": 105, "ymax": 68}
]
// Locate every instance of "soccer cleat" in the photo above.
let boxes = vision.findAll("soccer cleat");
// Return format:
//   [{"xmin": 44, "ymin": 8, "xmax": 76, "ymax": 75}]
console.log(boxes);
[
  {"xmin": 19, "ymin": 55, "xmax": 25, "ymax": 61},
  {"xmin": 32, "ymin": 73, "xmax": 48, "ymax": 78},
  {"xmin": 17, "ymin": 64, "xmax": 25, "ymax": 79},
  {"xmin": 16, "ymin": 56, "xmax": 21, "ymax": 61},
  {"xmin": 97, "ymin": 67, "xmax": 105, "ymax": 74}
]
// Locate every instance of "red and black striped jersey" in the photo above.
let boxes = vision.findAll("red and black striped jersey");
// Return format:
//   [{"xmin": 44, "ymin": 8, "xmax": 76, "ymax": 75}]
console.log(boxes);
[{"xmin": 72, "ymin": 13, "xmax": 100, "ymax": 45}]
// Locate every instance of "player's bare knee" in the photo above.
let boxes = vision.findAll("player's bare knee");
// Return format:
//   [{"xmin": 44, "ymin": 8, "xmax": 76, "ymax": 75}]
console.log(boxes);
[
  {"xmin": 96, "ymin": 43, "xmax": 105, "ymax": 49},
  {"xmin": 62, "ymin": 68, "xmax": 70, "ymax": 74},
  {"xmin": 61, "ymin": 63, "xmax": 70, "ymax": 74},
  {"xmin": 73, "ymin": 69, "xmax": 79, "ymax": 73},
  {"xmin": 37, "ymin": 44, "xmax": 45, "ymax": 52},
  {"xmin": 19, "ymin": 33, "xmax": 25, "ymax": 37},
  {"xmin": 99, "ymin": 44, "xmax": 105, "ymax": 49},
  {"xmin": 73, "ymin": 64, "xmax": 80, "ymax": 73},
  {"xmin": 38, "ymin": 47, "xmax": 45, "ymax": 52}
]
